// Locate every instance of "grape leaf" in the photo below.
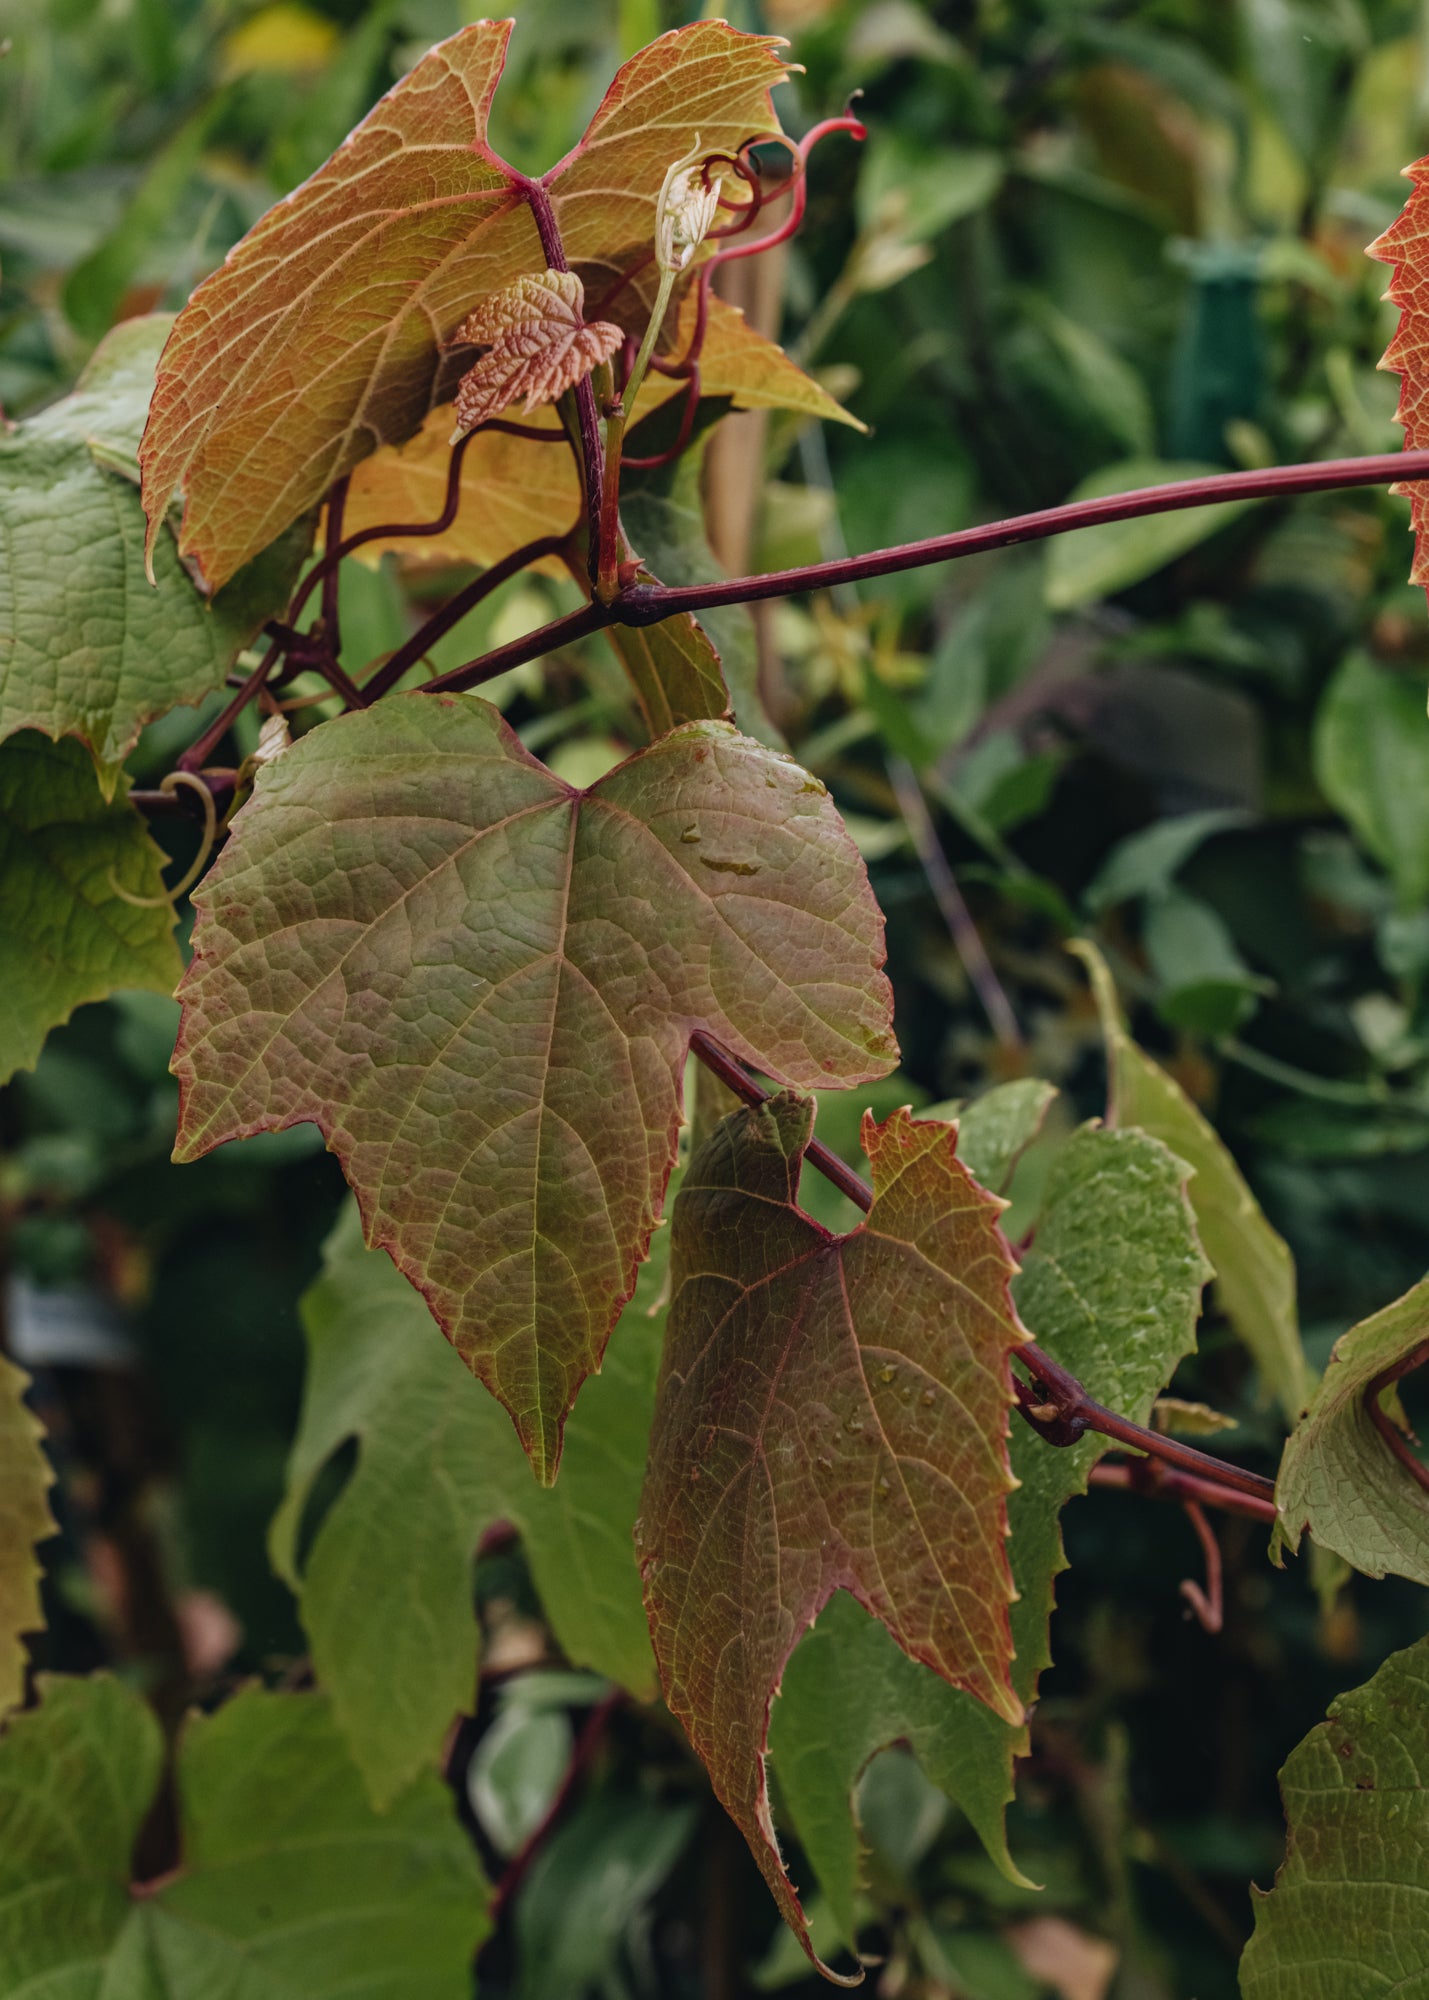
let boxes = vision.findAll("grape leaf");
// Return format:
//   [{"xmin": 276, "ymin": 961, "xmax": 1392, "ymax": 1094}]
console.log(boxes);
[
  {"xmin": 607, "ymin": 612, "xmax": 731, "ymax": 736},
  {"xmin": 955, "ymin": 1076, "xmax": 1059, "ymax": 1194},
  {"xmin": 0, "ymin": 316, "xmax": 306, "ymax": 786},
  {"xmin": 1240, "ymin": 1634, "xmax": 1429, "ymax": 1999},
  {"xmin": 0, "ymin": 732, "xmax": 182, "ymax": 1086},
  {"xmin": 1275, "ymin": 1271, "xmax": 1429, "ymax": 1586},
  {"xmin": 173, "ymin": 697, "xmax": 894, "ymax": 1480},
  {"xmin": 1371, "ymin": 171, "xmax": 1429, "ymax": 592},
  {"xmin": 450, "ymin": 270, "xmax": 622, "ymax": 437},
  {"xmin": 1072, "ymin": 938, "xmax": 1309, "ymax": 1426},
  {"xmin": 140, "ymin": 21, "xmax": 794, "ymax": 591},
  {"xmin": 0, "ymin": 1358, "xmax": 56, "ymax": 1716},
  {"xmin": 0, "ymin": 1675, "xmax": 488, "ymax": 1995},
  {"xmin": 271, "ymin": 1187, "xmax": 668, "ymax": 1808},
  {"xmin": 767, "ymin": 1120, "xmax": 1208, "ymax": 1951},
  {"xmin": 636, "ymin": 1094, "xmax": 1026, "ymax": 1979}
]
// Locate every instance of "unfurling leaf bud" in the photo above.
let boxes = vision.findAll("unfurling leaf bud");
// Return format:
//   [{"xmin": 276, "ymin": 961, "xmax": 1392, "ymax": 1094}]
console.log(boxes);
[{"xmin": 654, "ymin": 137, "xmax": 723, "ymax": 275}]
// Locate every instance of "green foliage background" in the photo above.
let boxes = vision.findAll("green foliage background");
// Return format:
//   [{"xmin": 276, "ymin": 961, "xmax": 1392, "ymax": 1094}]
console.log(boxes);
[{"xmin": 5, "ymin": 0, "xmax": 1429, "ymax": 1994}]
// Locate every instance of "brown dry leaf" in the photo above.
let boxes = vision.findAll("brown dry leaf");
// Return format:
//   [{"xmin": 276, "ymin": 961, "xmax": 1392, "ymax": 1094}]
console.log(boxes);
[
  {"xmin": 141, "ymin": 21, "xmax": 792, "ymax": 590},
  {"xmin": 449, "ymin": 270, "xmax": 621, "ymax": 437}
]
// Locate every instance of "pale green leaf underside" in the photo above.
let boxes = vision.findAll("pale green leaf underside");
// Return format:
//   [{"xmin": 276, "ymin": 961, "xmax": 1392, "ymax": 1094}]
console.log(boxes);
[
  {"xmin": 770, "ymin": 1121, "xmax": 1208, "ymax": 1947},
  {"xmin": 0, "ymin": 1357, "xmax": 56, "ymax": 1717},
  {"xmin": 1, "ymin": 315, "xmax": 304, "ymax": 783},
  {"xmin": 173, "ymin": 697, "xmax": 894, "ymax": 1480},
  {"xmin": 272, "ymin": 1190, "xmax": 667, "ymax": 1809},
  {"xmin": 1275, "ymin": 1270, "xmax": 1429, "ymax": 1585},
  {"xmin": 956, "ymin": 1077, "xmax": 1059, "ymax": 1195},
  {"xmin": 0, "ymin": 1676, "xmax": 488, "ymax": 1997},
  {"xmin": 1240, "ymin": 1635, "xmax": 1429, "ymax": 1999},
  {"xmin": 1073, "ymin": 939, "xmax": 1310, "ymax": 1426},
  {"xmin": 0, "ymin": 732, "xmax": 181, "ymax": 1086}
]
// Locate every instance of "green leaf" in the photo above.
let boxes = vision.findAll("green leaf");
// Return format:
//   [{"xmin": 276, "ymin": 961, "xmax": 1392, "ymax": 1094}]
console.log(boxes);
[
  {"xmin": 1240, "ymin": 1634, "xmax": 1429, "ymax": 1999},
  {"xmin": 1274, "ymin": 1270, "xmax": 1429, "ymax": 1586},
  {"xmin": 271, "ymin": 1187, "xmax": 668, "ymax": 1807},
  {"xmin": 0, "ymin": 1676, "xmax": 489, "ymax": 1994},
  {"xmin": 0, "ymin": 1674, "xmax": 163, "ymax": 1994},
  {"xmin": 1072, "ymin": 938, "xmax": 1310, "ymax": 1426},
  {"xmin": 638, "ymin": 1096, "xmax": 1026, "ymax": 1977},
  {"xmin": 956, "ymin": 1077, "xmax": 1059, "ymax": 1195},
  {"xmin": 606, "ymin": 612, "xmax": 731, "ymax": 738},
  {"xmin": 0, "ymin": 316, "xmax": 306, "ymax": 785},
  {"xmin": 0, "ymin": 1357, "xmax": 55, "ymax": 1717},
  {"xmin": 1043, "ymin": 459, "xmax": 1254, "ymax": 610},
  {"xmin": 0, "ymin": 732, "xmax": 182, "ymax": 1086},
  {"xmin": 175, "ymin": 697, "xmax": 894, "ymax": 1480},
  {"xmin": 1313, "ymin": 651, "xmax": 1429, "ymax": 912},
  {"xmin": 768, "ymin": 1121, "xmax": 1207, "ymax": 1950}
]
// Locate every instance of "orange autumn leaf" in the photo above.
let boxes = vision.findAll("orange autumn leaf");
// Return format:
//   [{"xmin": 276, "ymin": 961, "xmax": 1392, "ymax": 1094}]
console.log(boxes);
[
  {"xmin": 449, "ymin": 271, "xmax": 621, "ymax": 438},
  {"xmin": 1372, "ymin": 164, "xmax": 1429, "ymax": 590},
  {"xmin": 141, "ymin": 21, "xmax": 792, "ymax": 592}
]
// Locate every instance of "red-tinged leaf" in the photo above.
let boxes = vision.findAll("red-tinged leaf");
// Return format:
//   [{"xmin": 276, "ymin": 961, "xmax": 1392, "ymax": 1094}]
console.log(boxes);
[
  {"xmin": 450, "ymin": 270, "xmax": 621, "ymax": 436},
  {"xmin": 1372, "ymin": 167, "xmax": 1429, "ymax": 590},
  {"xmin": 140, "ymin": 21, "xmax": 792, "ymax": 591},
  {"xmin": 171, "ymin": 699, "xmax": 895, "ymax": 1481},
  {"xmin": 339, "ymin": 407, "xmax": 579, "ymax": 573},
  {"xmin": 636, "ymin": 1093, "xmax": 1025, "ymax": 1980}
]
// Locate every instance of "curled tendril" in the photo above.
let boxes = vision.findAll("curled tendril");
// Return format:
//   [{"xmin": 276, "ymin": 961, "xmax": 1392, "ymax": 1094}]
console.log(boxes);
[{"xmin": 109, "ymin": 770, "xmax": 218, "ymax": 910}]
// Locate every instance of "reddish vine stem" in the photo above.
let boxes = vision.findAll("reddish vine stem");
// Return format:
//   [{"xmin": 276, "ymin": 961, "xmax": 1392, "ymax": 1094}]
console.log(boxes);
[
  {"xmin": 362, "ymin": 534, "xmax": 569, "ymax": 702},
  {"xmin": 615, "ymin": 449, "xmax": 1429, "ymax": 623},
  {"xmin": 178, "ymin": 640, "xmax": 282, "ymax": 774},
  {"xmin": 1089, "ymin": 1457, "xmax": 1276, "ymax": 1524},
  {"xmin": 421, "ymin": 450, "xmax": 1429, "ymax": 693},
  {"xmin": 518, "ymin": 173, "xmax": 606, "ymax": 580},
  {"xmin": 1364, "ymin": 1337, "xmax": 1429, "ymax": 1496},
  {"xmin": 687, "ymin": 1030, "xmax": 1277, "ymax": 1508},
  {"xmin": 1178, "ymin": 1501, "xmax": 1224, "ymax": 1633},
  {"xmin": 420, "ymin": 595, "xmax": 609, "ymax": 696}
]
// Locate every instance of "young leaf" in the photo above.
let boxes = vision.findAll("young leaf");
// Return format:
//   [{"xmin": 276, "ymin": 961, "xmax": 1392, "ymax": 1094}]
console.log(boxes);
[
  {"xmin": 173, "ymin": 697, "xmax": 894, "ymax": 1480},
  {"xmin": 341, "ymin": 405, "xmax": 581, "ymax": 572},
  {"xmin": 0, "ymin": 316, "xmax": 305, "ymax": 785},
  {"xmin": 449, "ymin": 270, "xmax": 622, "ymax": 437},
  {"xmin": 0, "ymin": 733, "xmax": 182, "ymax": 1086},
  {"xmin": 1371, "ymin": 169, "xmax": 1429, "ymax": 593},
  {"xmin": 1240, "ymin": 1634, "xmax": 1429, "ymax": 1999},
  {"xmin": 0, "ymin": 1358, "xmax": 56, "ymax": 1716},
  {"xmin": 0, "ymin": 1676, "xmax": 488, "ymax": 1994},
  {"xmin": 1275, "ymin": 1271, "xmax": 1429, "ymax": 1586},
  {"xmin": 636, "ymin": 1094, "xmax": 1026, "ymax": 1979},
  {"xmin": 607, "ymin": 612, "xmax": 731, "ymax": 736},
  {"xmin": 766, "ymin": 1121, "xmax": 1208, "ymax": 1951},
  {"xmin": 271, "ymin": 1189, "xmax": 668, "ymax": 1809},
  {"xmin": 140, "ymin": 21, "xmax": 794, "ymax": 590},
  {"xmin": 1072, "ymin": 938, "xmax": 1309, "ymax": 1426}
]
